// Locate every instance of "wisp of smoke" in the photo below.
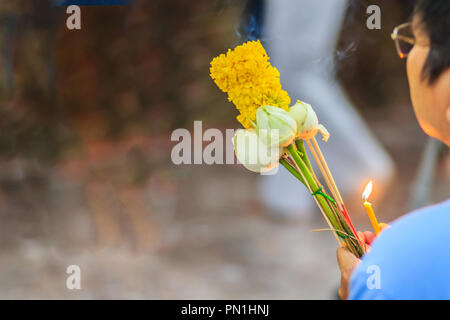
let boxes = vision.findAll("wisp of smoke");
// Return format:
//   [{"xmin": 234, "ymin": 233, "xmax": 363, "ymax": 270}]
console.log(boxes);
[{"xmin": 235, "ymin": 0, "xmax": 264, "ymax": 41}]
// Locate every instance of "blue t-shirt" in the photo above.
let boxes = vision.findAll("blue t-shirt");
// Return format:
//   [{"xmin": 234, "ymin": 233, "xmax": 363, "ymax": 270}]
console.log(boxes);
[{"xmin": 349, "ymin": 199, "xmax": 450, "ymax": 300}]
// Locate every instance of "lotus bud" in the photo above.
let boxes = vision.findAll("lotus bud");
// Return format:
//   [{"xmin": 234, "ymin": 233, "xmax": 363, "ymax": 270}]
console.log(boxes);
[
  {"xmin": 289, "ymin": 100, "xmax": 330, "ymax": 142},
  {"xmin": 255, "ymin": 105, "xmax": 297, "ymax": 147},
  {"xmin": 233, "ymin": 129, "xmax": 282, "ymax": 173}
]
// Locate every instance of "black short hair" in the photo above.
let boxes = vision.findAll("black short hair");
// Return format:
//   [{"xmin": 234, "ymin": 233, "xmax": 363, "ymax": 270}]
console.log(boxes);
[{"xmin": 414, "ymin": 0, "xmax": 450, "ymax": 84}]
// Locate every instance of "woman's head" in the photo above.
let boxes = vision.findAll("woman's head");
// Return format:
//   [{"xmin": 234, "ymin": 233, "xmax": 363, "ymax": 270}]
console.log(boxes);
[{"xmin": 406, "ymin": 0, "xmax": 450, "ymax": 146}]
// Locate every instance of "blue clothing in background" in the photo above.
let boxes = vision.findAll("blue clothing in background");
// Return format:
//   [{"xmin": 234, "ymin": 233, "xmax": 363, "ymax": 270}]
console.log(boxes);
[
  {"xmin": 53, "ymin": 0, "xmax": 131, "ymax": 6},
  {"xmin": 349, "ymin": 199, "xmax": 450, "ymax": 300}
]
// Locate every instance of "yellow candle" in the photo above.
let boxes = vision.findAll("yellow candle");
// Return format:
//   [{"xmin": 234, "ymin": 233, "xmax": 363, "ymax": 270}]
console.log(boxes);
[
  {"xmin": 362, "ymin": 181, "xmax": 381, "ymax": 235},
  {"xmin": 364, "ymin": 200, "xmax": 380, "ymax": 235}
]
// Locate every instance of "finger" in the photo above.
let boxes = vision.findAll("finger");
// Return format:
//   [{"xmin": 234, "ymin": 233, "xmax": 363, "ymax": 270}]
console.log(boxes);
[
  {"xmin": 357, "ymin": 231, "xmax": 366, "ymax": 244},
  {"xmin": 363, "ymin": 231, "xmax": 376, "ymax": 245},
  {"xmin": 379, "ymin": 223, "xmax": 390, "ymax": 232}
]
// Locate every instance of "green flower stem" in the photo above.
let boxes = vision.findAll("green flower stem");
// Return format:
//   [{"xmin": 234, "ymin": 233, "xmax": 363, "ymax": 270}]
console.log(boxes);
[
  {"xmin": 280, "ymin": 158, "xmax": 306, "ymax": 186},
  {"xmin": 295, "ymin": 140, "xmax": 314, "ymax": 173},
  {"xmin": 286, "ymin": 144, "xmax": 339, "ymax": 228}
]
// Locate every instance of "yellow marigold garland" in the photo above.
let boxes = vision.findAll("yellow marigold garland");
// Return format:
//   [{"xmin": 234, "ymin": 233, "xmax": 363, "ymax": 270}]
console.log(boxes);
[{"xmin": 210, "ymin": 40, "xmax": 291, "ymax": 128}]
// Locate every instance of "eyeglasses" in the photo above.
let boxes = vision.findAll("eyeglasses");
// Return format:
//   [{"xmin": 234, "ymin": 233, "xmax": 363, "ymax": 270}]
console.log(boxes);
[{"xmin": 391, "ymin": 22, "xmax": 415, "ymax": 59}]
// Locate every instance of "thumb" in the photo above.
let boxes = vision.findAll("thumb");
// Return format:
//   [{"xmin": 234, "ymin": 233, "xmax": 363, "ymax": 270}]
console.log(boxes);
[{"xmin": 336, "ymin": 246, "xmax": 361, "ymax": 300}]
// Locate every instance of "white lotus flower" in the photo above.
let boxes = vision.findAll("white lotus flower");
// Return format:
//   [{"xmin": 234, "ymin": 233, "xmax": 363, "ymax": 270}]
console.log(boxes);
[
  {"xmin": 256, "ymin": 105, "xmax": 297, "ymax": 147},
  {"xmin": 233, "ymin": 129, "xmax": 282, "ymax": 173},
  {"xmin": 289, "ymin": 100, "xmax": 330, "ymax": 142}
]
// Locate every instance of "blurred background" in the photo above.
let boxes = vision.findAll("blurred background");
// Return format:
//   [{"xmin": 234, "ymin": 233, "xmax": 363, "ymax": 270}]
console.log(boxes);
[{"xmin": 0, "ymin": 0, "xmax": 448, "ymax": 299}]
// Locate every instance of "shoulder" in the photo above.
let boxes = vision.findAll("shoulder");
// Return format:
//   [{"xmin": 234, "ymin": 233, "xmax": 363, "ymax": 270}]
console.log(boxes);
[{"xmin": 349, "ymin": 199, "xmax": 450, "ymax": 300}]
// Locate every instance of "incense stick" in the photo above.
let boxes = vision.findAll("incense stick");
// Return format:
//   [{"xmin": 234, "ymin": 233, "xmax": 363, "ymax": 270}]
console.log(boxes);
[
  {"xmin": 311, "ymin": 137, "xmax": 345, "ymax": 206},
  {"xmin": 306, "ymin": 140, "xmax": 343, "ymax": 210},
  {"xmin": 310, "ymin": 137, "xmax": 360, "ymax": 243}
]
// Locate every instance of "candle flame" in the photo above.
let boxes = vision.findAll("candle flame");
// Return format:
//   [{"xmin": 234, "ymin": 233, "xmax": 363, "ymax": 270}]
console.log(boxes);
[{"xmin": 362, "ymin": 181, "xmax": 373, "ymax": 201}]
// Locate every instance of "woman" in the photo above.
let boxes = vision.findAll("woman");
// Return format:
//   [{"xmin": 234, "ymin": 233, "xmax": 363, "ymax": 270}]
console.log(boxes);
[{"xmin": 337, "ymin": 0, "xmax": 450, "ymax": 300}]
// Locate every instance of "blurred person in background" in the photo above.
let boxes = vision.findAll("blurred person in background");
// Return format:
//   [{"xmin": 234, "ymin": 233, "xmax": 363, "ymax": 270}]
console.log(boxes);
[
  {"xmin": 337, "ymin": 0, "xmax": 450, "ymax": 300},
  {"xmin": 260, "ymin": 0, "xmax": 395, "ymax": 216}
]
